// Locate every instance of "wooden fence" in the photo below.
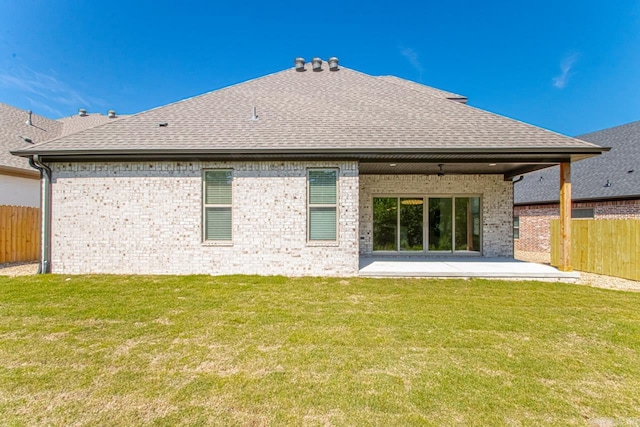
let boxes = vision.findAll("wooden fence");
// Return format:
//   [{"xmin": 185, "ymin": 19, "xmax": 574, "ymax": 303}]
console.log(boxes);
[
  {"xmin": 551, "ymin": 219, "xmax": 640, "ymax": 281},
  {"xmin": 0, "ymin": 205, "xmax": 40, "ymax": 264}
]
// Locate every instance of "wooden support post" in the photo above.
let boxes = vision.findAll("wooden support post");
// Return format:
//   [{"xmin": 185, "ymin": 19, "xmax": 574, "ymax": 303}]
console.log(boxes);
[{"xmin": 559, "ymin": 162, "xmax": 572, "ymax": 271}]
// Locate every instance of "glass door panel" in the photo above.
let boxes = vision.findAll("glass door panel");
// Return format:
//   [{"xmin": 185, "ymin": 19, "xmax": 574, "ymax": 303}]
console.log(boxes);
[
  {"xmin": 400, "ymin": 198, "xmax": 423, "ymax": 251},
  {"xmin": 373, "ymin": 198, "xmax": 398, "ymax": 251},
  {"xmin": 454, "ymin": 197, "xmax": 481, "ymax": 251},
  {"xmin": 428, "ymin": 198, "xmax": 452, "ymax": 251}
]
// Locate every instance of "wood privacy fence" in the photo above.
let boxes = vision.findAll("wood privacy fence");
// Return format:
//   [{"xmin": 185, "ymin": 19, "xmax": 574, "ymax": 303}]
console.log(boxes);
[
  {"xmin": 0, "ymin": 205, "xmax": 40, "ymax": 264},
  {"xmin": 551, "ymin": 219, "xmax": 640, "ymax": 281}
]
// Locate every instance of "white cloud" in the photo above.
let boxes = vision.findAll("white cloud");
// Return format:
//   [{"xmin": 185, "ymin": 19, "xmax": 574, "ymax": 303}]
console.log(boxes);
[
  {"xmin": 0, "ymin": 63, "xmax": 105, "ymax": 116},
  {"xmin": 399, "ymin": 46, "xmax": 424, "ymax": 80},
  {"xmin": 552, "ymin": 53, "xmax": 579, "ymax": 89}
]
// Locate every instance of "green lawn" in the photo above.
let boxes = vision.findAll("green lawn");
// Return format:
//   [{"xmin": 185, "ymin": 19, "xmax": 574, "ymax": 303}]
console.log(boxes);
[{"xmin": 1, "ymin": 275, "xmax": 639, "ymax": 426}]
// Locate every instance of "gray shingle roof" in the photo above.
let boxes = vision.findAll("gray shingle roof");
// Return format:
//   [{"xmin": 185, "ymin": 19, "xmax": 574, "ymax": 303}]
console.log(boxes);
[
  {"xmin": 1, "ymin": 105, "xmax": 128, "ymax": 174},
  {"xmin": 14, "ymin": 62, "xmax": 601, "ymax": 158},
  {"xmin": 1, "ymin": 105, "xmax": 127, "ymax": 174},
  {"xmin": 0, "ymin": 103, "xmax": 62, "ymax": 173},
  {"xmin": 514, "ymin": 120, "xmax": 640, "ymax": 204}
]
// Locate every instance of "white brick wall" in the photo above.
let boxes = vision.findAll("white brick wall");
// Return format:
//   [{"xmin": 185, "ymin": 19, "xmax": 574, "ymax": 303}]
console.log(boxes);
[
  {"xmin": 50, "ymin": 161, "xmax": 359, "ymax": 276},
  {"xmin": 359, "ymin": 174, "xmax": 513, "ymax": 257}
]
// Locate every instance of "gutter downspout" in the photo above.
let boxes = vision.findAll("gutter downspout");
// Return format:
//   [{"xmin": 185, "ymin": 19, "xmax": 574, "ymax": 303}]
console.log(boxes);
[{"xmin": 28, "ymin": 155, "xmax": 52, "ymax": 274}]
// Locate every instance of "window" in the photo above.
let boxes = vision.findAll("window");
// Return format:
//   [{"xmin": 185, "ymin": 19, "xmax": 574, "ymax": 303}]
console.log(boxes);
[
  {"xmin": 308, "ymin": 169, "xmax": 338, "ymax": 241},
  {"xmin": 513, "ymin": 216, "xmax": 520, "ymax": 239},
  {"xmin": 203, "ymin": 170, "xmax": 232, "ymax": 241},
  {"xmin": 572, "ymin": 208, "xmax": 594, "ymax": 219}
]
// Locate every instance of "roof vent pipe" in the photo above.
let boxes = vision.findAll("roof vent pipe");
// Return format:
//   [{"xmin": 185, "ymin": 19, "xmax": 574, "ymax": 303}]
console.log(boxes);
[
  {"xmin": 78, "ymin": 108, "xmax": 87, "ymax": 117},
  {"xmin": 26, "ymin": 110, "xmax": 32, "ymax": 126},
  {"xmin": 312, "ymin": 57, "xmax": 322, "ymax": 72},
  {"xmin": 108, "ymin": 109, "xmax": 116, "ymax": 118},
  {"xmin": 328, "ymin": 57, "xmax": 339, "ymax": 71},
  {"xmin": 294, "ymin": 57, "xmax": 305, "ymax": 71}
]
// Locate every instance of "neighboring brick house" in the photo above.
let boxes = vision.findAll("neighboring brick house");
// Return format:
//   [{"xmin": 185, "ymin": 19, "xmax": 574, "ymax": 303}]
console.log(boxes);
[
  {"xmin": 1, "ymin": 104, "xmax": 124, "ymax": 208},
  {"xmin": 13, "ymin": 58, "xmax": 604, "ymax": 276},
  {"xmin": 514, "ymin": 121, "xmax": 640, "ymax": 254}
]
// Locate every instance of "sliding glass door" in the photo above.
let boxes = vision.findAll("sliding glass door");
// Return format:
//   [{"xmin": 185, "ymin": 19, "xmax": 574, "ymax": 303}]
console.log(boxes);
[
  {"xmin": 372, "ymin": 198, "xmax": 397, "ymax": 251},
  {"xmin": 400, "ymin": 198, "xmax": 423, "ymax": 251},
  {"xmin": 455, "ymin": 197, "xmax": 481, "ymax": 251},
  {"xmin": 428, "ymin": 198, "xmax": 452, "ymax": 251},
  {"xmin": 373, "ymin": 196, "xmax": 480, "ymax": 253}
]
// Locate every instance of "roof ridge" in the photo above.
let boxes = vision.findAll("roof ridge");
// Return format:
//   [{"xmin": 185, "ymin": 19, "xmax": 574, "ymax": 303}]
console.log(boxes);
[
  {"xmin": 0, "ymin": 102, "xmax": 63, "ymax": 129},
  {"xmin": 577, "ymin": 119, "xmax": 640, "ymax": 138},
  {"xmin": 376, "ymin": 75, "xmax": 468, "ymax": 101}
]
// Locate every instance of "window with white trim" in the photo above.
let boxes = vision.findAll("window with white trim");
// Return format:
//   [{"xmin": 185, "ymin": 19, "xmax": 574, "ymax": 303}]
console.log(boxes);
[
  {"xmin": 308, "ymin": 169, "xmax": 338, "ymax": 241},
  {"xmin": 513, "ymin": 216, "xmax": 520, "ymax": 239},
  {"xmin": 203, "ymin": 170, "xmax": 232, "ymax": 241}
]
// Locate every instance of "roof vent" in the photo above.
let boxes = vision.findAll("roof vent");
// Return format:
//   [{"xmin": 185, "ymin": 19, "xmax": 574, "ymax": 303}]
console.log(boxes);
[
  {"xmin": 328, "ymin": 57, "xmax": 339, "ymax": 71},
  {"xmin": 312, "ymin": 57, "xmax": 322, "ymax": 72},
  {"xmin": 78, "ymin": 108, "xmax": 87, "ymax": 117},
  {"xmin": 108, "ymin": 109, "xmax": 116, "ymax": 118},
  {"xmin": 294, "ymin": 57, "xmax": 305, "ymax": 71},
  {"xmin": 26, "ymin": 110, "xmax": 32, "ymax": 126},
  {"xmin": 251, "ymin": 106, "xmax": 258, "ymax": 121}
]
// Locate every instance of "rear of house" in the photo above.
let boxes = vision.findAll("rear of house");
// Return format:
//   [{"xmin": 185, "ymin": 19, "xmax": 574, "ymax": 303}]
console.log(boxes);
[{"xmin": 13, "ymin": 58, "xmax": 604, "ymax": 276}]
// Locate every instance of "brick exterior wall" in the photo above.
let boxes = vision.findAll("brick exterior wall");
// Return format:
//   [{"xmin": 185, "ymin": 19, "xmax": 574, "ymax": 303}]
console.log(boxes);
[
  {"xmin": 359, "ymin": 175, "xmax": 514, "ymax": 257},
  {"xmin": 50, "ymin": 161, "xmax": 359, "ymax": 276},
  {"xmin": 514, "ymin": 199, "xmax": 640, "ymax": 253}
]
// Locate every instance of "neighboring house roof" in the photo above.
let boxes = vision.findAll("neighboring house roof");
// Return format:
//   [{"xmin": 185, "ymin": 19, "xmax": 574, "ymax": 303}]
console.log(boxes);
[
  {"xmin": 13, "ymin": 60, "xmax": 604, "ymax": 177},
  {"xmin": 515, "ymin": 120, "xmax": 640, "ymax": 204},
  {"xmin": 1, "ymin": 105, "xmax": 126, "ymax": 177},
  {"xmin": 0, "ymin": 103, "xmax": 62, "ymax": 176}
]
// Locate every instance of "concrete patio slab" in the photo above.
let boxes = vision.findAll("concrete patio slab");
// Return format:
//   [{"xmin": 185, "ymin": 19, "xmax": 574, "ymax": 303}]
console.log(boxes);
[{"xmin": 359, "ymin": 256, "xmax": 580, "ymax": 281}]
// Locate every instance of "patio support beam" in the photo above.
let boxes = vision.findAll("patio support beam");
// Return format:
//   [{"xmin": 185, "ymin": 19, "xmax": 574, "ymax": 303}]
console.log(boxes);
[{"xmin": 558, "ymin": 161, "xmax": 572, "ymax": 272}]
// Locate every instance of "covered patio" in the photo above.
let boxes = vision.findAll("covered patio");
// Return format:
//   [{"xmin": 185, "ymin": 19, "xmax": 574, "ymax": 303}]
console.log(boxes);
[{"xmin": 358, "ymin": 256, "xmax": 579, "ymax": 281}]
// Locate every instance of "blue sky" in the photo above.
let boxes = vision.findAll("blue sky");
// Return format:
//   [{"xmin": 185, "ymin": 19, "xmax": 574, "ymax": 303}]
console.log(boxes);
[{"xmin": 1, "ymin": 0, "xmax": 639, "ymax": 136}]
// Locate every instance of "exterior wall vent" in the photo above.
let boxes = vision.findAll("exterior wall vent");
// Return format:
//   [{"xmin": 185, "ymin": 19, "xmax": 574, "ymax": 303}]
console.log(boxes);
[
  {"xmin": 78, "ymin": 108, "xmax": 87, "ymax": 117},
  {"xmin": 328, "ymin": 57, "xmax": 339, "ymax": 71},
  {"xmin": 108, "ymin": 109, "xmax": 116, "ymax": 118},
  {"xmin": 312, "ymin": 57, "xmax": 322, "ymax": 72},
  {"xmin": 294, "ymin": 57, "xmax": 305, "ymax": 71}
]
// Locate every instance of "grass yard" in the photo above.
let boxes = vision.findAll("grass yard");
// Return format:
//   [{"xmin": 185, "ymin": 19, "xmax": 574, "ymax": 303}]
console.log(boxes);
[{"xmin": 0, "ymin": 275, "xmax": 639, "ymax": 426}]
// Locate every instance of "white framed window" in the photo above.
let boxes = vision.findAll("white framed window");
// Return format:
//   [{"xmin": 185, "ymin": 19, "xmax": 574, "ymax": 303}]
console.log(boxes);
[
  {"xmin": 308, "ymin": 169, "xmax": 338, "ymax": 242},
  {"xmin": 513, "ymin": 216, "xmax": 520, "ymax": 239},
  {"xmin": 203, "ymin": 169, "xmax": 233, "ymax": 241}
]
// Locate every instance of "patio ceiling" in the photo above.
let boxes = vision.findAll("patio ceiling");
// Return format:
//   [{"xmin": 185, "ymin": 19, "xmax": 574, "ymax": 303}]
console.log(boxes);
[{"xmin": 359, "ymin": 161, "xmax": 559, "ymax": 178}]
